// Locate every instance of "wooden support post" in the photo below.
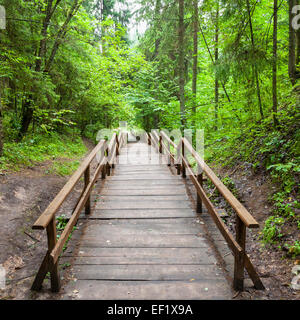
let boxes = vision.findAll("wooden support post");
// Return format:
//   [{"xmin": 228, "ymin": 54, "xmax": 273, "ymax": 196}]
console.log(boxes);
[
  {"xmin": 233, "ymin": 215, "xmax": 246, "ymax": 291},
  {"xmin": 31, "ymin": 217, "xmax": 61, "ymax": 292},
  {"xmin": 31, "ymin": 252, "xmax": 50, "ymax": 291},
  {"xmin": 159, "ymin": 135, "xmax": 162, "ymax": 153},
  {"xmin": 47, "ymin": 217, "xmax": 60, "ymax": 292},
  {"xmin": 84, "ymin": 165, "xmax": 91, "ymax": 215},
  {"xmin": 116, "ymin": 134, "xmax": 119, "ymax": 156},
  {"xmin": 148, "ymin": 133, "xmax": 151, "ymax": 145},
  {"xmin": 196, "ymin": 166, "xmax": 203, "ymax": 213},
  {"xmin": 181, "ymin": 139, "xmax": 186, "ymax": 178},
  {"xmin": 106, "ymin": 147, "xmax": 110, "ymax": 176},
  {"xmin": 102, "ymin": 162, "xmax": 106, "ymax": 179},
  {"xmin": 167, "ymin": 141, "xmax": 171, "ymax": 166},
  {"xmin": 159, "ymin": 135, "xmax": 162, "ymax": 165}
]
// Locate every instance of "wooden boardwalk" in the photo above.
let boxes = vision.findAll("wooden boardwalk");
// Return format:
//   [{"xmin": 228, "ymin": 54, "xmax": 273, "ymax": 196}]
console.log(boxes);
[{"xmin": 62, "ymin": 142, "xmax": 232, "ymax": 299}]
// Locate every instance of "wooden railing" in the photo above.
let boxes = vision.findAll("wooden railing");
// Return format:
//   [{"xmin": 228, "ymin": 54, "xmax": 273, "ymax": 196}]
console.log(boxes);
[
  {"xmin": 31, "ymin": 132, "xmax": 126, "ymax": 292},
  {"xmin": 148, "ymin": 131, "xmax": 265, "ymax": 291}
]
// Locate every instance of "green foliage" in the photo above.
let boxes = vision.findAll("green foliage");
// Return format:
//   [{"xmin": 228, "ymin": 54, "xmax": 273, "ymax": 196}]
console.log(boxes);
[
  {"xmin": 0, "ymin": 132, "xmax": 86, "ymax": 172},
  {"xmin": 50, "ymin": 160, "xmax": 81, "ymax": 176},
  {"xmin": 285, "ymin": 241, "xmax": 300, "ymax": 258},
  {"xmin": 56, "ymin": 214, "xmax": 77, "ymax": 252},
  {"xmin": 261, "ymin": 215, "xmax": 285, "ymax": 244}
]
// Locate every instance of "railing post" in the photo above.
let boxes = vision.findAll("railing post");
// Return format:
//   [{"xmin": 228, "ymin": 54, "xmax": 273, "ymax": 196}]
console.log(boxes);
[
  {"xmin": 233, "ymin": 215, "xmax": 246, "ymax": 291},
  {"xmin": 84, "ymin": 165, "xmax": 91, "ymax": 215},
  {"xmin": 47, "ymin": 217, "xmax": 60, "ymax": 292},
  {"xmin": 176, "ymin": 142, "xmax": 181, "ymax": 175},
  {"xmin": 106, "ymin": 147, "xmax": 111, "ymax": 176},
  {"xmin": 116, "ymin": 134, "xmax": 119, "ymax": 156},
  {"xmin": 196, "ymin": 165, "xmax": 203, "ymax": 213},
  {"xmin": 148, "ymin": 133, "xmax": 151, "ymax": 146},
  {"xmin": 159, "ymin": 135, "xmax": 162, "ymax": 154},
  {"xmin": 101, "ymin": 144, "xmax": 106, "ymax": 180},
  {"xmin": 167, "ymin": 140, "xmax": 171, "ymax": 166},
  {"xmin": 181, "ymin": 139, "xmax": 186, "ymax": 178}
]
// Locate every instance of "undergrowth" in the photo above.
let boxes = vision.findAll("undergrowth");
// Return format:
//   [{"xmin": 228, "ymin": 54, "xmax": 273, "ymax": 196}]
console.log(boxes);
[
  {"xmin": 205, "ymin": 104, "xmax": 300, "ymax": 258},
  {"xmin": 0, "ymin": 131, "xmax": 87, "ymax": 173}
]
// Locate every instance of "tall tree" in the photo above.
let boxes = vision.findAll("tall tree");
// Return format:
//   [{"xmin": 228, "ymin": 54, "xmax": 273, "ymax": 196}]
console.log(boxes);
[
  {"xmin": 18, "ymin": 0, "xmax": 84, "ymax": 138},
  {"xmin": 178, "ymin": 0, "xmax": 186, "ymax": 130},
  {"xmin": 192, "ymin": 0, "xmax": 198, "ymax": 137},
  {"xmin": 246, "ymin": 0, "xmax": 264, "ymax": 119},
  {"xmin": 289, "ymin": 0, "xmax": 300, "ymax": 85},
  {"xmin": 214, "ymin": 1, "xmax": 219, "ymax": 131},
  {"xmin": 272, "ymin": 0, "xmax": 279, "ymax": 126}
]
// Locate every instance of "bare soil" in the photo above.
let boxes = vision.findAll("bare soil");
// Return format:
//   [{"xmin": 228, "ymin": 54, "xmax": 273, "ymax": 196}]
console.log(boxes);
[
  {"xmin": 214, "ymin": 164, "xmax": 300, "ymax": 300},
  {"xmin": 0, "ymin": 138, "xmax": 95, "ymax": 300},
  {"xmin": 0, "ymin": 140, "xmax": 299, "ymax": 300}
]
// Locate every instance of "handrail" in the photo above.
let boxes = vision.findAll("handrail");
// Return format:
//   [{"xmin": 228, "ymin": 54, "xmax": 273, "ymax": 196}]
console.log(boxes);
[
  {"xmin": 148, "ymin": 131, "xmax": 265, "ymax": 292},
  {"xmin": 32, "ymin": 139, "xmax": 106, "ymax": 230},
  {"xmin": 31, "ymin": 132, "xmax": 124, "ymax": 292},
  {"xmin": 182, "ymin": 137, "xmax": 259, "ymax": 229}
]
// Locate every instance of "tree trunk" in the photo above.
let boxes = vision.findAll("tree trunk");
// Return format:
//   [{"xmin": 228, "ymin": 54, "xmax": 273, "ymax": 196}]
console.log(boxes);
[
  {"xmin": 198, "ymin": 21, "xmax": 231, "ymax": 103},
  {"xmin": 0, "ymin": 106, "xmax": 3, "ymax": 157},
  {"xmin": 272, "ymin": 0, "xmax": 279, "ymax": 126},
  {"xmin": 153, "ymin": 0, "xmax": 161, "ymax": 59},
  {"xmin": 18, "ymin": 0, "xmax": 63, "ymax": 139},
  {"xmin": 44, "ymin": 0, "xmax": 83, "ymax": 73},
  {"xmin": 289, "ymin": 0, "xmax": 297, "ymax": 84},
  {"xmin": 246, "ymin": 0, "xmax": 264, "ymax": 119},
  {"xmin": 214, "ymin": 2, "xmax": 219, "ymax": 131},
  {"xmin": 192, "ymin": 0, "xmax": 198, "ymax": 141},
  {"xmin": 178, "ymin": 0, "xmax": 186, "ymax": 130}
]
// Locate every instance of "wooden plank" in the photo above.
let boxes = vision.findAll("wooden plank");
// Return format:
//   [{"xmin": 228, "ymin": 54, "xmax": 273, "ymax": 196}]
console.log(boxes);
[
  {"xmin": 74, "ymin": 234, "xmax": 209, "ymax": 248},
  {"xmin": 99, "ymin": 189, "xmax": 186, "ymax": 196},
  {"xmin": 63, "ymin": 247, "xmax": 214, "ymax": 265},
  {"xmin": 105, "ymin": 180, "xmax": 184, "ymax": 186},
  {"xmin": 62, "ymin": 279, "xmax": 232, "ymax": 300},
  {"xmin": 71, "ymin": 264, "xmax": 223, "ymax": 281},
  {"xmin": 96, "ymin": 195, "xmax": 189, "ymax": 201},
  {"xmin": 90, "ymin": 208, "xmax": 196, "ymax": 219},
  {"xmin": 107, "ymin": 174, "xmax": 180, "ymax": 180},
  {"xmin": 74, "ymin": 222, "xmax": 203, "ymax": 235},
  {"xmin": 99, "ymin": 185, "xmax": 186, "ymax": 191},
  {"xmin": 95, "ymin": 200, "xmax": 192, "ymax": 210}
]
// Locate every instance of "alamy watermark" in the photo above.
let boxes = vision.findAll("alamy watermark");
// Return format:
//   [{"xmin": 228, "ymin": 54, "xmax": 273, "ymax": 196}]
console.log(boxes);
[
  {"xmin": 0, "ymin": 5, "xmax": 6, "ymax": 30},
  {"xmin": 0, "ymin": 264, "xmax": 6, "ymax": 290},
  {"xmin": 291, "ymin": 265, "xmax": 300, "ymax": 290},
  {"xmin": 292, "ymin": 5, "xmax": 300, "ymax": 30},
  {"xmin": 95, "ymin": 122, "xmax": 204, "ymax": 174}
]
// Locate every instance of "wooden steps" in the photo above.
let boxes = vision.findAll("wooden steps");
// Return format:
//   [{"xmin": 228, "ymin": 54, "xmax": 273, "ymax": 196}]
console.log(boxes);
[{"xmin": 62, "ymin": 142, "xmax": 232, "ymax": 300}]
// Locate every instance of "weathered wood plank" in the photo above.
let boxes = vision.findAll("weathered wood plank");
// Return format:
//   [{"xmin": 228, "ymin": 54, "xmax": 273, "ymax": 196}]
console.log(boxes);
[
  {"xmin": 71, "ymin": 264, "xmax": 224, "ymax": 281},
  {"xmin": 95, "ymin": 200, "xmax": 192, "ymax": 210},
  {"xmin": 74, "ymin": 220, "xmax": 203, "ymax": 235},
  {"xmin": 99, "ymin": 189, "xmax": 186, "ymax": 196},
  {"xmin": 63, "ymin": 247, "xmax": 214, "ymax": 265},
  {"xmin": 96, "ymin": 195, "xmax": 189, "ymax": 201},
  {"xmin": 74, "ymin": 233, "xmax": 209, "ymax": 248},
  {"xmin": 62, "ymin": 280, "xmax": 232, "ymax": 300},
  {"xmin": 91, "ymin": 208, "xmax": 196, "ymax": 219}
]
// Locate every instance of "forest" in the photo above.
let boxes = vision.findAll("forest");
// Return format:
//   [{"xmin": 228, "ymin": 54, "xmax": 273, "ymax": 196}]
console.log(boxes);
[{"xmin": 0, "ymin": 0, "xmax": 299, "ymax": 300}]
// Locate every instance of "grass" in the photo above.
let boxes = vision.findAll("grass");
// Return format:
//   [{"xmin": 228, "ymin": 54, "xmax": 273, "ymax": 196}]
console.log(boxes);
[
  {"xmin": 0, "ymin": 132, "xmax": 87, "ymax": 172},
  {"xmin": 49, "ymin": 160, "xmax": 81, "ymax": 176},
  {"xmin": 203, "ymin": 106, "xmax": 299, "ymax": 258}
]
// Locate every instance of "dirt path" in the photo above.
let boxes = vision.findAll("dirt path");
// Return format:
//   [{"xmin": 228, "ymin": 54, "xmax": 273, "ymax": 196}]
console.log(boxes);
[
  {"xmin": 214, "ymin": 165, "xmax": 300, "ymax": 300},
  {"xmin": 0, "ymin": 138, "xmax": 94, "ymax": 300}
]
